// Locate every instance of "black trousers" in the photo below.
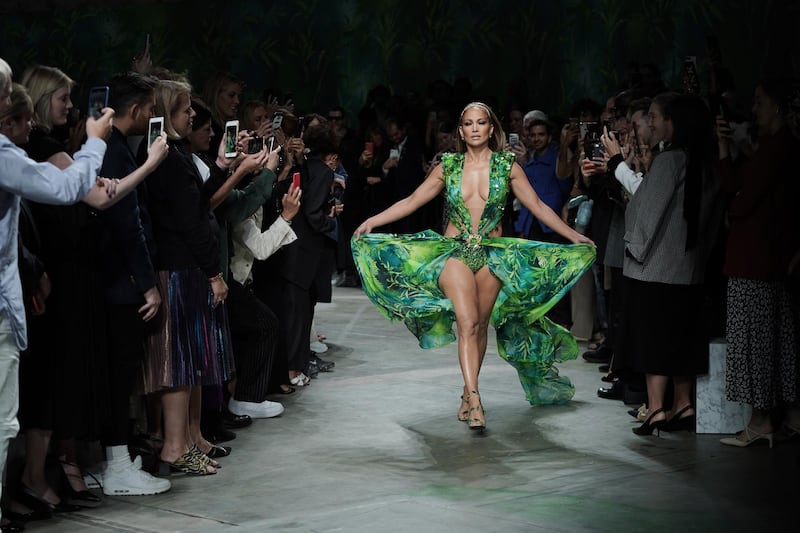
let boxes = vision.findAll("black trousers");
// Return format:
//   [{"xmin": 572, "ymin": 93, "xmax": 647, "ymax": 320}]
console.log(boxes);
[
  {"xmin": 227, "ymin": 279, "xmax": 279, "ymax": 402},
  {"xmin": 103, "ymin": 303, "xmax": 145, "ymax": 447},
  {"xmin": 256, "ymin": 277, "xmax": 313, "ymax": 375}
]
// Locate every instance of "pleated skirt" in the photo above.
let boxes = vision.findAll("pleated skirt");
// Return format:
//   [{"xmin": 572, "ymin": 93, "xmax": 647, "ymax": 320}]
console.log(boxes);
[{"xmin": 142, "ymin": 269, "xmax": 234, "ymax": 393}]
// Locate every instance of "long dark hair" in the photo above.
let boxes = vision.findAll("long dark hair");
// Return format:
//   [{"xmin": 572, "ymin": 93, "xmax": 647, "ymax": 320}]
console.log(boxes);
[{"xmin": 662, "ymin": 94, "xmax": 714, "ymax": 251}]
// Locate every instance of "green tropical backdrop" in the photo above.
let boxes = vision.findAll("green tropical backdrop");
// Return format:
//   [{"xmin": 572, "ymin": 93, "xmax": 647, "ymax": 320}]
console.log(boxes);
[{"xmin": 1, "ymin": 0, "xmax": 797, "ymax": 118}]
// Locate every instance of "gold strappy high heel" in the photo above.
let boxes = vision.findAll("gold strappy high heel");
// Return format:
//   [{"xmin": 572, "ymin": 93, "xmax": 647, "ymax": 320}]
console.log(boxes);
[
  {"xmin": 457, "ymin": 394, "xmax": 470, "ymax": 422},
  {"xmin": 466, "ymin": 390, "xmax": 486, "ymax": 431}
]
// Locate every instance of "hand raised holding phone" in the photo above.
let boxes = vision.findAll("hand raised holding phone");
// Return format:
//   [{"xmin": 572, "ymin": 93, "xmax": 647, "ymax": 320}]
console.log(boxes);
[
  {"xmin": 85, "ymin": 107, "xmax": 114, "ymax": 140},
  {"xmin": 281, "ymin": 182, "xmax": 302, "ymax": 222}
]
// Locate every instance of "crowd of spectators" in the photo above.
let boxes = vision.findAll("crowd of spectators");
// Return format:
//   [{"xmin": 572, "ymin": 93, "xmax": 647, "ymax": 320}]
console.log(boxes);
[{"xmin": 0, "ymin": 36, "xmax": 798, "ymax": 532}]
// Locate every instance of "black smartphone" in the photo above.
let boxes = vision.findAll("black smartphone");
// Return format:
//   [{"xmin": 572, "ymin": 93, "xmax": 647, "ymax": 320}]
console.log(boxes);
[
  {"xmin": 682, "ymin": 56, "xmax": 700, "ymax": 95},
  {"xmin": 88, "ymin": 86, "xmax": 109, "ymax": 119}
]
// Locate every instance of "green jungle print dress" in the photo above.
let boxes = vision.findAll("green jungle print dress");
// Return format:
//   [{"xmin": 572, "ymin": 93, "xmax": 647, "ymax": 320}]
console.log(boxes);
[{"xmin": 351, "ymin": 151, "xmax": 596, "ymax": 405}]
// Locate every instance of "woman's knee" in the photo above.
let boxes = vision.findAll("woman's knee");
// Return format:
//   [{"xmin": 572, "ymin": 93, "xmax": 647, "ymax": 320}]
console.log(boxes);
[{"xmin": 456, "ymin": 316, "xmax": 480, "ymax": 338}]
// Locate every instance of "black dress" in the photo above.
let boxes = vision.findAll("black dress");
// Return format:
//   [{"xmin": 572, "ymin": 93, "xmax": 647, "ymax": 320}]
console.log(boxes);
[{"xmin": 18, "ymin": 128, "xmax": 110, "ymax": 440}]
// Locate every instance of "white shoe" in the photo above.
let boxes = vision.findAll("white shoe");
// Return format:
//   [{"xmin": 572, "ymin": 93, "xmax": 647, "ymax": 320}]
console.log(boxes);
[
  {"xmin": 310, "ymin": 340, "xmax": 328, "ymax": 353},
  {"xmin": 228, "ymin": 398, "xmax": 284, "ymax": 418},
  {"xmin": 102, "ymin": 458, "xmax": 171, "ymax": 496}
]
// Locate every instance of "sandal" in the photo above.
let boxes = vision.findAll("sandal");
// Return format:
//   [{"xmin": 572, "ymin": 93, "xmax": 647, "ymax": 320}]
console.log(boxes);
[
  {"xmin": 189, "ymin": 444, "xmax": 221, "ymax": 468},
  {"xmin": 457, "ymin": 394, "xmax": 469, "ymax": 422},
  {"xmin": 289, "ymin": 373, "xmax": 310, "ymax": 387},
  {"xmin": 279, "ymin": 384, "xmax": 296, "ymax": 395},
  {"xmin": 162, "ymin": 450, "xmax": 216, "ymax": 476}
]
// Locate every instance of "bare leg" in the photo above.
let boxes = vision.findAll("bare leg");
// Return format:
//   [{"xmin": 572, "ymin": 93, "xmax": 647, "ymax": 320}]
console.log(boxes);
[
  {"xmin": 188, "ymin": 386, "xmax": 218, "ymax": 464},
  {"xmin": 159, "ymin": 387, "xmax": 189, "ymax": 462},
  {"xmin": 671, "ymin": 376, "xmax": 695, "ymax": 418},
  {"xmin": 20, "ymin": 429, "xmax": 62, "ymax": 505},
  {"xmin": 474, "ymin": 266, "xmax": 502, "ymax": 372},
  {"xmin": 59, "ymin": 439, "xmax": 88, "ymax": 492},
  {"xmin": 747, "ymin": 408, "xmax": 773, "ymax": 433},
  {"xmin": 644, "ymin": 374, "xmax": 668, "ymax": 423},
  {"xmin": 439, "ymin": 259, "xmax": 487, "ymax": 427}
]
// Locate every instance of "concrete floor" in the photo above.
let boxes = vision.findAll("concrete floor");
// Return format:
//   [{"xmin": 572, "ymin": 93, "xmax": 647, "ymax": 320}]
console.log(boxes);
[{"xmin": 27, "ymin": 286, "xmax": 799, "ymax": 533}]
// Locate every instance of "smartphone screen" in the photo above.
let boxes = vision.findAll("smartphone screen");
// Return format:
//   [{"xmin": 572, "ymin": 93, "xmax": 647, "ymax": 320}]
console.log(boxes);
[
  {"xmin": 88, "ymin": 86, "xmax": 109, "ymax": 119},
  {"xmin": 509, "ymin": 133, "xmax": 519, "ymax": 146},
  {"xmin": 292, "ymin": 171, "xmax": 301, "ymax": 189},
  {"xmin": 631, "ymin": 122, "xmax": 641, "ymax": 157},
  {"xmin": 247, "ymin": 136, "xmax": 264, "ymax": 154},
  {"xmin": 389, "ymin": 148, "xmax": 400, "ymax": 159},
  {"xmin": 271, "ymin": 111, "xmax": 284, "ymax": 131},
  {"xmin": 224, "ymin": 120, "xmax": 239, "ymax": 158},
  {"xmin": 267, "ymin": 136, "xmax": 275, "ymax": 152},
  {"xmin": 147, "ymin": 117, "xmax": 164, "ymax": 151}
]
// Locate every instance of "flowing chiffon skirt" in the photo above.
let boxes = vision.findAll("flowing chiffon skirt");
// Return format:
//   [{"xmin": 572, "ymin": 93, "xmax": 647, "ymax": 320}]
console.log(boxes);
[{"xmin": 352, "ymin": 231, "xmax": 596, "ymax": 405}]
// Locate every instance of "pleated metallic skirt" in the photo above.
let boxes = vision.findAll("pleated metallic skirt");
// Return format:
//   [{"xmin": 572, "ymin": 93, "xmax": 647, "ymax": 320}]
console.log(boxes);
[{"xmin": 142, "ymin": 269, "xmax": 234, "ymax": 393}]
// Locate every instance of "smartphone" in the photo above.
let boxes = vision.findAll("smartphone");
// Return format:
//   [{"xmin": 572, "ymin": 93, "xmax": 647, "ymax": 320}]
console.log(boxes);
[
  {"xmin": 247, "ymin": 136, "xmax": 264, "ymax": 154},
  {"xmin": 364, "ymin": 141, "xmax": 374, "ymax": 154},
  {"xmin": 631, "ymin": 122, "xmax": 642, "ymax": 157},
  {"xmin": 267, "ymin": 136, "xmax": 275, "ymax": 152},
  {"xmin": 509, "ymin": 133, "xmax": 519, "ymax": 146},
  {"xmin": 579, "ymin": 121, "xmax": 598, "ymax": 141},
  {"xmin": 389, "ymin": 148, "xmax": 400, "ymax": 159},
  {"xmin": 292, "ymin": 171, "xmax": 301, "ymax": 189},
  {"xmin": 224, "ymin": 120, "xmax": 239, "ymax": 158},
  {"xmin": 683, "ymin": 56, "xmax": 700, "ymax": 95},
  {"xmin": 271, "ymin": 111, "xmax": 284, "ymax": 131},
  {"xmin": 88, "ymin": 86, "xmax": 109, "ymax": 119},
  {"xmin": 297, "ymin": 115, "xmax": 306, "ymax": 136},
  {"xmin": 147, "ymin": 117, "xmax": 164, "ymax": 151}
]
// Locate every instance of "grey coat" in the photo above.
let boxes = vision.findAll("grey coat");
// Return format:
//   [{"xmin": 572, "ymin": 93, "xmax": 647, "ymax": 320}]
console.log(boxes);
[{"xmin": 623, "ymin": 150, "xmax": 719, "ymax": 285}]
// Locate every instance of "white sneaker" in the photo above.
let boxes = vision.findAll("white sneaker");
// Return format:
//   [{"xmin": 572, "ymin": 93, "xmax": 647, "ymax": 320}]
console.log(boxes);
[
  {"xmin": 310, "ymin": 340, "xmax": 328, "ymax": 353},
  {"xmin": 102, "ymin": 458, "xmax": 171, "ymax": 496},
  {"xmin": 228, "ymin": 398, "xmax": 284, "ymax": 418}
]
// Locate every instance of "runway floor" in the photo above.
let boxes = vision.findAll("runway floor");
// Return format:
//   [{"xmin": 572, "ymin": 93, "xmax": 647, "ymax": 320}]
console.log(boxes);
[{"xmin": 27, "ymin": 286, "xmax": 798, "ymax": 532}]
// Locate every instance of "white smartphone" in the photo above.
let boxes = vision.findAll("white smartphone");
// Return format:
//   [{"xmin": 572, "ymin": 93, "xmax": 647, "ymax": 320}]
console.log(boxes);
[
  {"xmin": 147, "ymin": 117, "xmax": 164, "ymax": 151},
  {"xmin": 389, "ymin": 148, "xmax": 400, "ymax": 159},
  {"xmin": 224, "ymin": 120, "xmax": 239, "ymax": 158}
]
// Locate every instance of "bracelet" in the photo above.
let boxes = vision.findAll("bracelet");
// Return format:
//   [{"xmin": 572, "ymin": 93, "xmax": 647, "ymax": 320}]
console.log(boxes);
[
  {"xmin": 280, "ymin": 215, "xmax": 292, "ymax": 225},
  {"xmin": 208, "ymin": 273, "xmax": 224, "ymax": 283}
]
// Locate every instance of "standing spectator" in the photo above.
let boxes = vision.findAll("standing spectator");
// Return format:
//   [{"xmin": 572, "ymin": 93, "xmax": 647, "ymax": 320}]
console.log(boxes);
[
  {"xmin": 622, "ymin": 95, "xmax": 721, "ymax": 436},
  {"xmin": 719, "ymin": 79, "xmax": 800, "ymax": 447},
  {"xmin": 381, "ymin": 117, "xmax": 429, "ymax": 233},
  {"xmin": 0, "ymin": 56, "xmax": 112, "ymax": 524},
  {"xmin": 95, "ymin": 72, "xmax": 171, "ymax": 495},
  {"xmin": 201, "ymin": 71, "xmax": 242, "ymax": 160},
  {"xmin": 255, "ymin": 123, "xmax": 338, "ymax": 387}
]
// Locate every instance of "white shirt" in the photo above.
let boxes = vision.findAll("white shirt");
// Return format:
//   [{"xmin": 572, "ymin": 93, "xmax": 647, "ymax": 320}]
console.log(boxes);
[{"xmin": 230, "ymin": 206, "xmax": 297, "ymax": 284}]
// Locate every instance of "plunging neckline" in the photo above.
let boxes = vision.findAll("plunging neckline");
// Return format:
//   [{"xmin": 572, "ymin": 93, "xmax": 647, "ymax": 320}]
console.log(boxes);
[{"xmin": 458, "ymin": 154, "xmax": 492, "ymax": 235}]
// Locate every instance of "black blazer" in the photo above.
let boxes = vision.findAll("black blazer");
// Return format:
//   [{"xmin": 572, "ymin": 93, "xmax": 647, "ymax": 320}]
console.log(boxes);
[
  {"xmin": 275, "ymin": 157, "xmax": 336, "ymax": 290},
  {"xmin": 144, "ymin": 141, "xmax": 222, "ymax": 277}
]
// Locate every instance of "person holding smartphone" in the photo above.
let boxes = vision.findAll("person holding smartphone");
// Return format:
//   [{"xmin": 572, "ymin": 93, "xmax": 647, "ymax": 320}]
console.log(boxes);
[
  {"xmin": 141, "ymin": 79, "xmax": 235, "ymax": 476},
  {"xmin": 94, "ymin": 72, "xmax": 171, "ymax": 497},
  {"xmin": 353, "ymin": 102, "xmax": 595, "ymax": 431},
  {"xmin": 0, "ymin": 57, "xmax": 115, "ymax": 521}
]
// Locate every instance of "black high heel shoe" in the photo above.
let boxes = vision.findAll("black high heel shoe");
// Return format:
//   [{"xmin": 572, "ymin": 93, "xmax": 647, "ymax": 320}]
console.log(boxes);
[
  {"xmin": 632, "ymin": 407, "xmax": 667, "ymax": 436},
  {"xmin": 662, "ymin": 405, "xmax": 695, "ymax": 433},
  {"xmin": 16, "ymin": 484, "xmax": 80, "ymax": 514}
]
